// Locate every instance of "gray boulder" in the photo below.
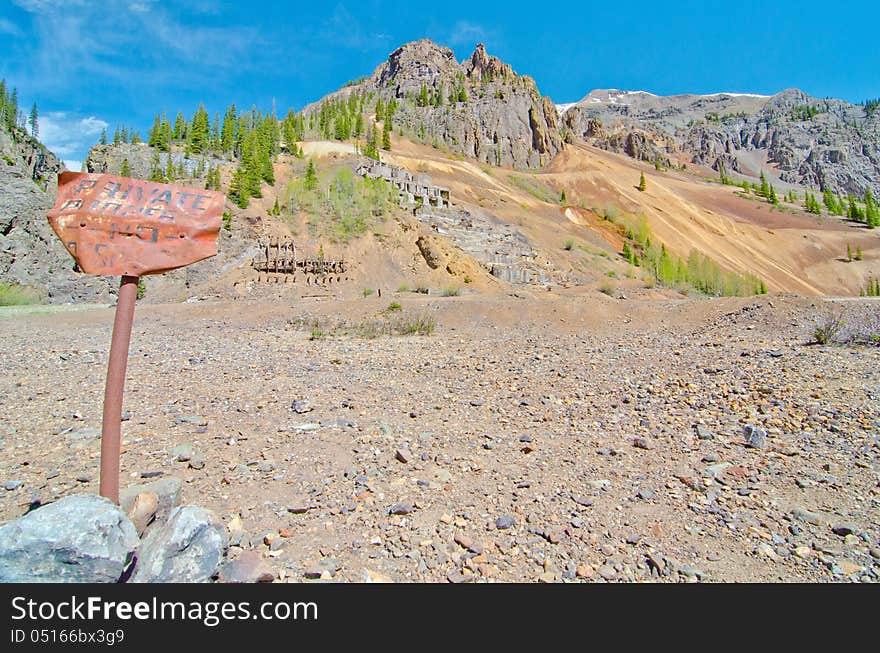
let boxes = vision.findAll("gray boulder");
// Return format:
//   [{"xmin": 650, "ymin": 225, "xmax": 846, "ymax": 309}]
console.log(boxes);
[
  {"xmin": 131, "ymin": 505, "xmax": 227, "ymax": 583},
  {"xmin": 0, "ymin": 494, "xmax": 138, "ymax": 583},
  {"xmin": 743, "ymin": 424, "xmax": 768, "ymax": 449}
]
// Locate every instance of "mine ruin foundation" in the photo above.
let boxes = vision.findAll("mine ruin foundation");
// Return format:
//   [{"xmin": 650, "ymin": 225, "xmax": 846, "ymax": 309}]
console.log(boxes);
[{"xmin": 251, "ymin": 238, "xmax": 347, "ymax": 285}]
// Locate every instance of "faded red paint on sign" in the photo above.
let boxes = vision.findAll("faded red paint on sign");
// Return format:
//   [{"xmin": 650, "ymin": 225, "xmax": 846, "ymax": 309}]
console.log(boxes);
[{"xmin": 47, "ymin": 172, "xmax": 224, "ymax": 276}]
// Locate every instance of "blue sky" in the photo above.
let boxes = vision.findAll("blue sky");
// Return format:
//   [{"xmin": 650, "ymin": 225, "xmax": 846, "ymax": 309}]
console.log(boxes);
[{"xmin": 2, "ymin": 0, "xmax": 878, "ymax": 169}]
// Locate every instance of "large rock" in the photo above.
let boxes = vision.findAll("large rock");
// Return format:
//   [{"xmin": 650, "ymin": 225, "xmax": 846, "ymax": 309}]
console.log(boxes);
[
  {"xmin": 131, "ymin": 505, "xmax": 227, "ymax": 583},
  {"xmin": 0, "ymin": 494, "xmax": 138, "ymax": 583}
]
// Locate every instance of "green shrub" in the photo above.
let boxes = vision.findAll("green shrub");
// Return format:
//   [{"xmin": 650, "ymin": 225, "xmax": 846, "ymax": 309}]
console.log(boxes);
[
  {"xmin": 386, "ymin": 301, "xmax": 402, "ymax": 312},
  {"xmin": 393, "ymin": 311, "xmax": 435, "ymax": 335},
  {"xmin": 563, "ymin": 238, "xmax": 575, "ymax": 251},
  {"xmin": 362, "ymin": 288, "xmax": 375, "ymax": 297},
  {"xmin": 440, "ymin": 286, "xmax": 460, "ymax": 297},
  {"xmin": 0, "ymin": 282, "xmax": 38, "ymax": 306},
  {"xmin": 812, "ymin": 311, "xmax": 845, "ymax": 344}
]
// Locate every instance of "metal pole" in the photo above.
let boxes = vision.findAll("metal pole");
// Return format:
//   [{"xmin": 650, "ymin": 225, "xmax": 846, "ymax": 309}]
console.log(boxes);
[{"xmin": 99, "ymin": 275, "xmax": 139, "ymax": 504}]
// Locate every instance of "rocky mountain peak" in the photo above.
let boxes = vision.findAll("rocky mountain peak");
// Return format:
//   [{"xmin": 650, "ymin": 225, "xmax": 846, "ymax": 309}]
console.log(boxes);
[
  {"xmin": 368, "ymin": 38, "xmax": 459, "ymax": 97},
  {"xmin": 462, "ymin": 43, "xmax": 513, "ymax": 82}
]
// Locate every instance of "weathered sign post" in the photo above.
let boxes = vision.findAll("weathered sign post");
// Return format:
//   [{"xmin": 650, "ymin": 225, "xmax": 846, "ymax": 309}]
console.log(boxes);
[{"xmin": 48, "ymin": 171, "xmax": 224, "ymax": 503}]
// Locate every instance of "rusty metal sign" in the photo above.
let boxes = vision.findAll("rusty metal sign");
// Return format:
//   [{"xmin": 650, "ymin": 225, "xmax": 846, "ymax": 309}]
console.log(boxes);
[
  {"xmin": 47, "ymin": 171, "xmax": 224, "ymax": 276},
  {"xmin": 46, "ymin": 171, "xmax": 226, "ymax": 505}
]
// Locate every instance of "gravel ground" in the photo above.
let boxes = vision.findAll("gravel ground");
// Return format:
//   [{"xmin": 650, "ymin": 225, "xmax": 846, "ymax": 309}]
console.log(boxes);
[{"xmin": 0, "ymin": 293, "xmax": 878, "ymax": 583}]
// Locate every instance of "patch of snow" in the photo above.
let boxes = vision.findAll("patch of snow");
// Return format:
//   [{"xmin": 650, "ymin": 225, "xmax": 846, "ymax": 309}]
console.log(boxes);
[
  {"xmin": 700, "ymin": 92, "xmax": 769, "ymax": 98},
  {"xmin": 555, "ymin": 103, "xmax": 577, "ymax": 115}
]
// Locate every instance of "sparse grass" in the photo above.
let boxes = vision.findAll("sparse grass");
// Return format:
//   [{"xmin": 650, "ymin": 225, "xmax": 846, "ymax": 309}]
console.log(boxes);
[
  {"xmin": 397, "ymin": 283, "xmax": 410, "ymax": 293},
  {"xmin": 508, "ymin": 174, "xmax": 558, "ymax": 204},
  {"xmin": 0, "ymin": 282, "xmax": 39, "ymax": 306},
  {"xmin": 563, "ymin": 238, "xmax": 575, "ymax": 251},
  {"xmin": 440, "ymin": 286, "xmax": 460, "ymax": 297},
  {"xmin": 394, "ymin": 311, "xmax": 436, "ymax": 335},
  {"xmin": 296, "ymin": 311, "xmax": 436, "ymax": 339},
  {"xmin": 598, "ymin": 280, "xmax": 616, "ymax": 296},
  {"xmin": 362, "ymin": 288, "xmax": 375, "ymax": 297}
]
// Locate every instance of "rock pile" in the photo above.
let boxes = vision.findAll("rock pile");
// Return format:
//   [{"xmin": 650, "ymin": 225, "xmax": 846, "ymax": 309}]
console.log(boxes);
[{"xmin": 0, "ymin": 489, "xmax": 267, "ymax": 583}]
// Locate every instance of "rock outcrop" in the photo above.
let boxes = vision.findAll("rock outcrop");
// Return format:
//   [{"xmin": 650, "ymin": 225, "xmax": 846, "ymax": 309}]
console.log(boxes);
[
  {"xmin": 0, "ymin": 128, "xmax": 114, "ymax": 303},
  {"xmin": 309, "ymin": 40, "xmax": 564, "ymax": 169},
  {"xmin": 0, "ymin": 495, "xmax": 138, "ymax": 583},
  {"xmin": 562, "ymin": 88, "xmax": 880, "ymax": 197}
]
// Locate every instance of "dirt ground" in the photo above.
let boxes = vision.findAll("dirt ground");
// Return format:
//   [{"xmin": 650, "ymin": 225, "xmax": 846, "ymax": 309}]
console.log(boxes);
[{"xmin": 1, "ymin": 291, "xmax": 878, "ymax": 583}]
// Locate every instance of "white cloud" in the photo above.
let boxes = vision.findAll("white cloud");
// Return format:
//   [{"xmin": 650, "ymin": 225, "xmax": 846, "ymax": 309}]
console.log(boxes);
[
  {"xmin": 0, "ymin": 18, "xmax": 23, "ymax": 37},
  {"xmin": 449, "ymin": 21, "xmax": 488, "ymax": 46},
  {"xmin": 39, "ymin": 112, "xmax": 108, "ymax": 158}
]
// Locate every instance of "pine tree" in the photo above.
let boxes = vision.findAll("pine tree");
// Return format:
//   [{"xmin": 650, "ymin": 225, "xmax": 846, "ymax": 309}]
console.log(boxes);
[
  {"xmin": 229, "ymin": 164, "xmax": 249, "ymax": 208},
  {"xmin": 148, "ymin": 153, "xmax": 165, "ymax": 182},
  {"xmin": 100, "ymin": 128, "xmax": 107, "ymax": 145},
  {"xmin": 148, "ymin": 114, "xmax": 167, "ymax": 151},
  {"xmin": 638, "ymin": 172, "xmax": 647, "ymax": 192},
  {"xmin": 9, "ymin": 88, "xmax": 18, "ymax": 132},
  {"xmin": 363, "ymin": 124, "xmax": 380, "ymax": 160},
  {"xmin": 382, "ymin": 118, "xmax": 391, "ymax": 151},
  {"xmin": 759, "ymin": 170, "xmax": 769, "ymax": 198},
  {"xmin": 855, "ymin": 245, "xmax": 863, "ymax": 261},
  {"xmin": 823, "ymin": 188, "xmax": 839, "ymax": 214},
  {"xmin": 189, "ymin": 103, "xmax": 210, "ymax": 154},
  {"xmin": 768, "ymin": 183, "xmax": 778, "ymax": 205},
  {"xmin": 173, "ymin": 111, "xmax": 187, "ymax": 140},
  {"xmin": 304, "ymin": 159, "xmax": 318, "ymax": 191},
  {"xmin": 848, "ymin": 195, "xmax": 865, "ymax": 222},
  {"xmin": 113, "ymin": 126, "xmax": 120, "ymax": 145},
  {"xmin": 119, "ymin": 158, "xmax": 131, "ymax": 177},
  {"xmin": 160, "ymin": 110, "xmax": 172, "ymax": 150},
  {"xmin": 28, "ymin": 102, "xmax": 38, "ymax": 138},
  {"xmin": 865, "ymin": 188, "xmax": 879, "ymax": 228}
]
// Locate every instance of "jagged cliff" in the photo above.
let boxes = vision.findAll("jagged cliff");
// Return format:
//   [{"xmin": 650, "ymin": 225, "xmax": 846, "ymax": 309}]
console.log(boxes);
[
  {"xmin": 562, "ymin": 88, "xmax": 880, "ymax": 196},
  {"xmin": 0, "ymin": 127, "xmax": 114, "ymax": 302},
  {"xmin": 308, "ymin": 40, "xmax": 564, "ymax": 169}
]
